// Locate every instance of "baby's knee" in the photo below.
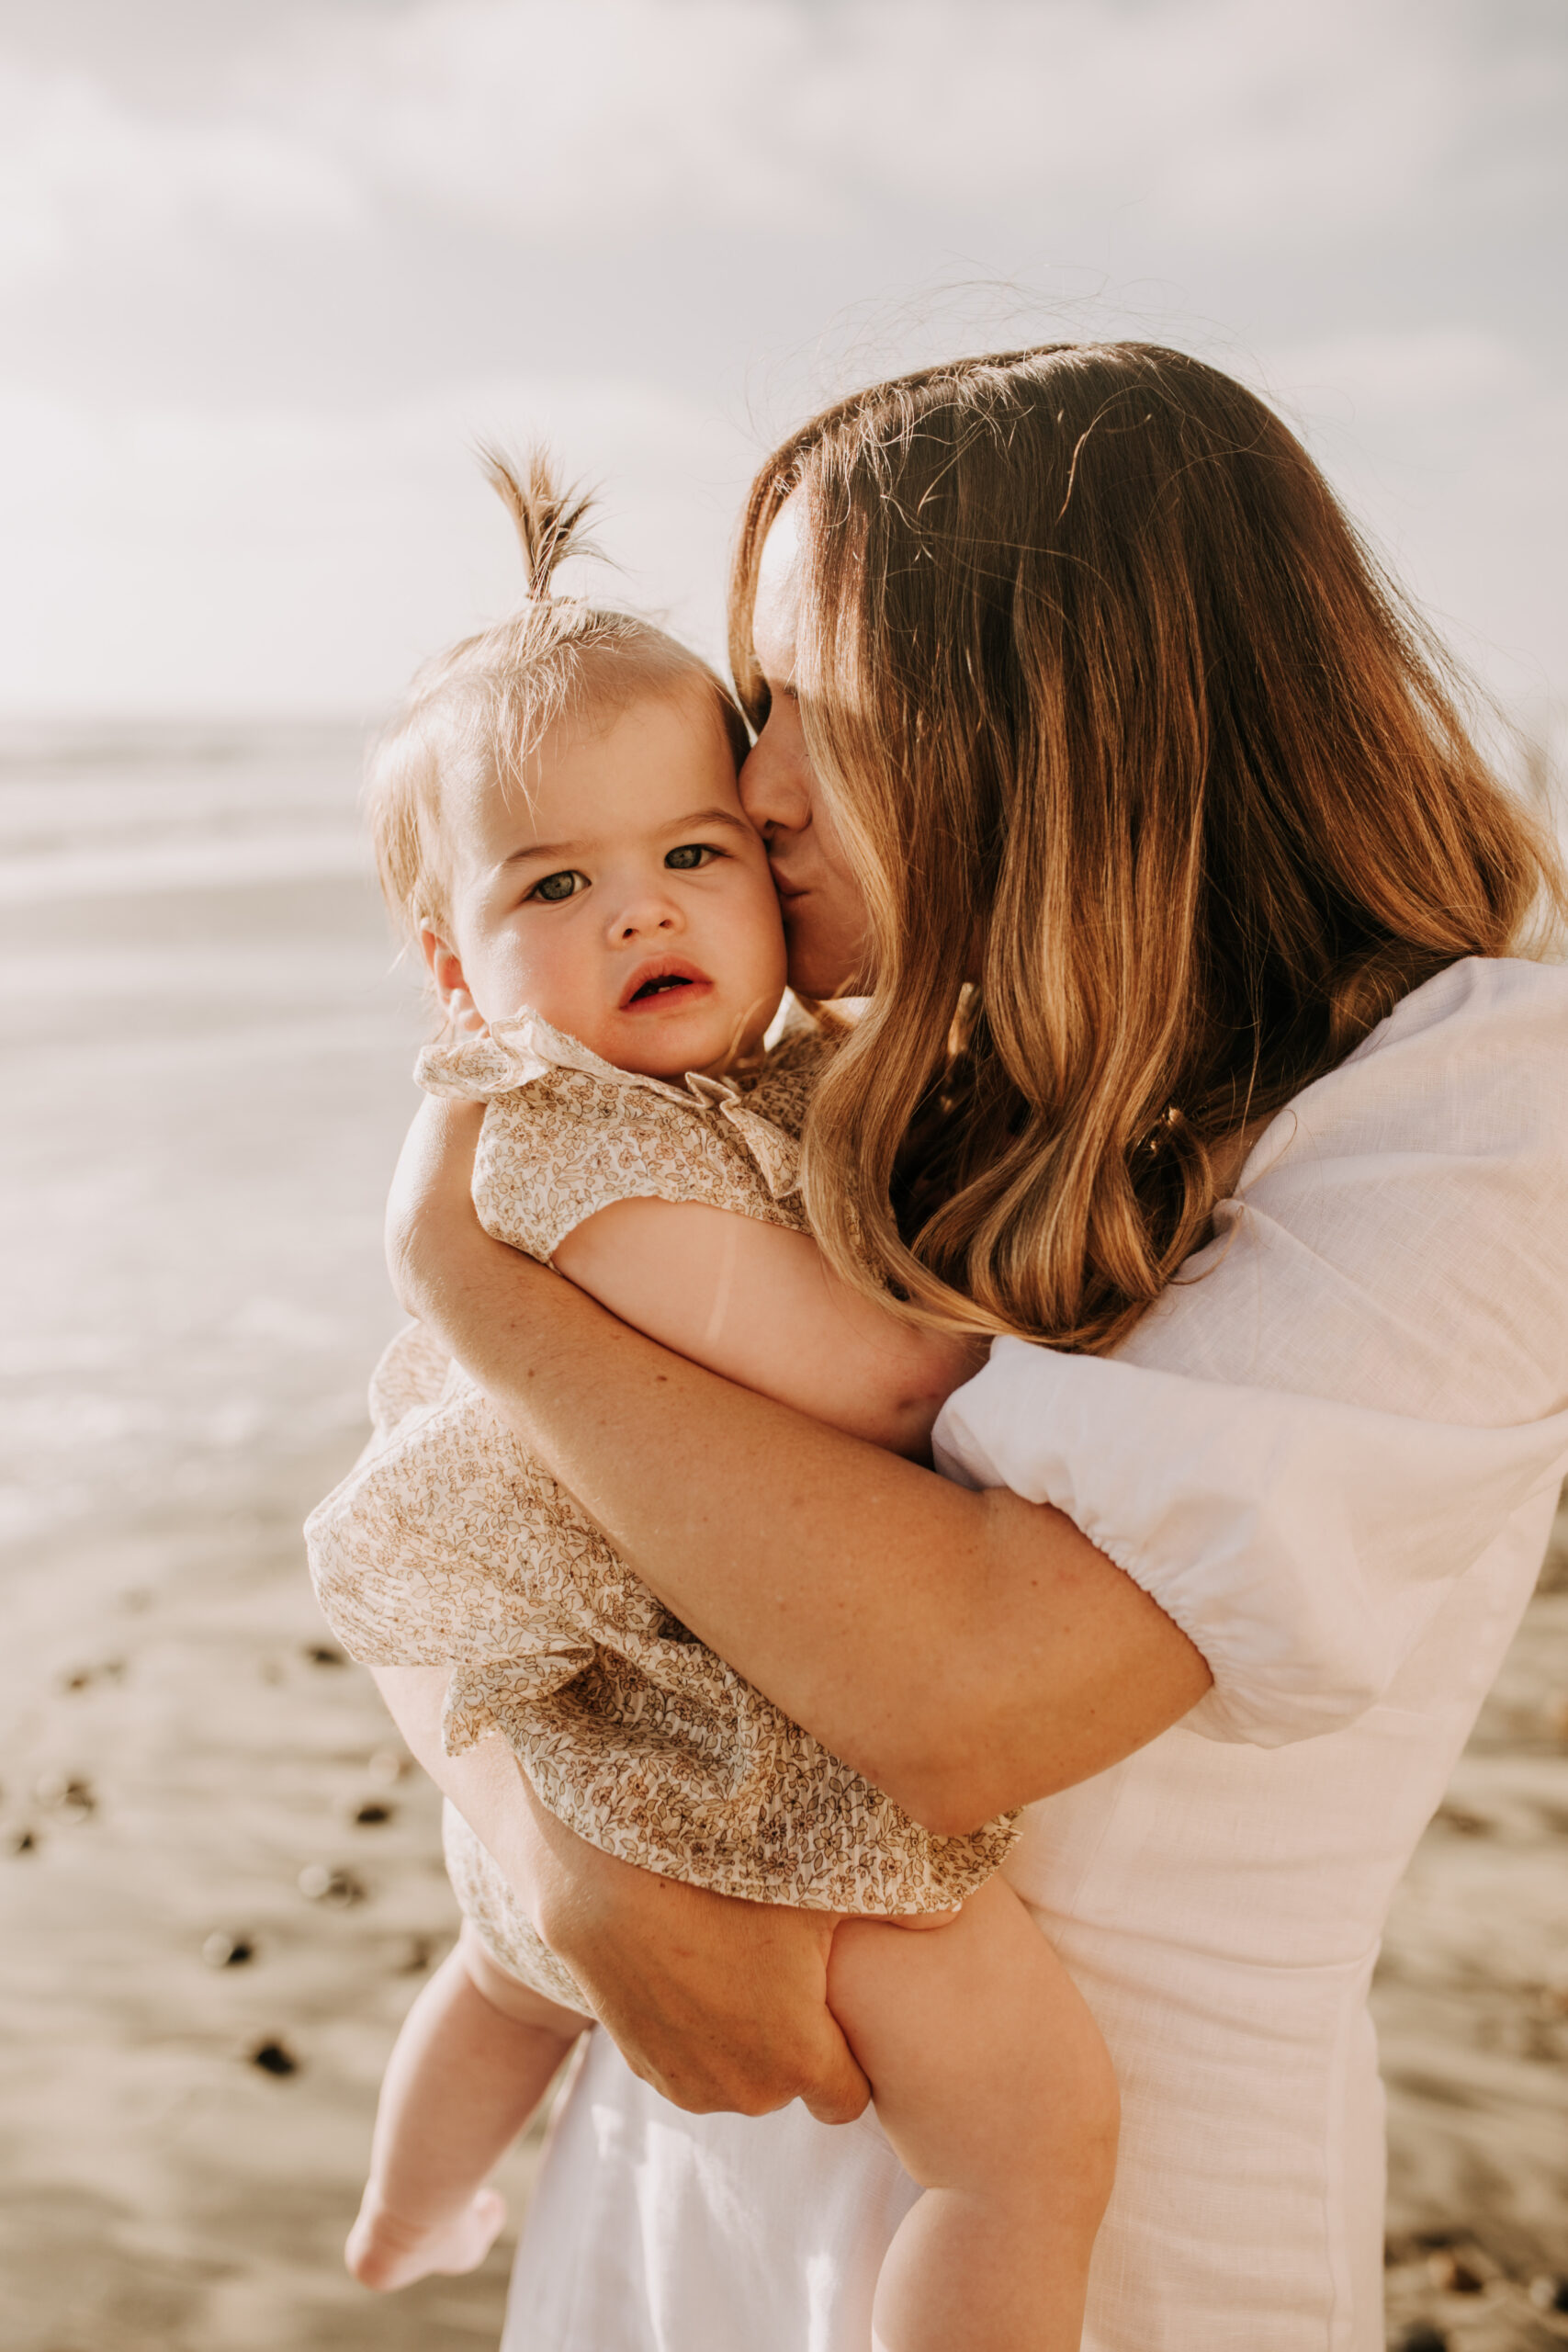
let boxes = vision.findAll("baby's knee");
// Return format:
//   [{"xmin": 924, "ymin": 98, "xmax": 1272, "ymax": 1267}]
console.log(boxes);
[
  {"xmin": 999, "ymin": 1939, "xmax": 1120, "ymax": 2199},
  {"xmin": 1053, "ymin": 2034, "xmax": 1120, "ymax": 2222},
  {"xmin": 973, "ymin": 2026, "xmax": 1118, "ymax": 2235}
]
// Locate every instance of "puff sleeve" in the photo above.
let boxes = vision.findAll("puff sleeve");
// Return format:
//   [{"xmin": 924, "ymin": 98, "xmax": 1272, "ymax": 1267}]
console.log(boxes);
[{"xmin": 932, "ymin": 958, "xmax": 1568, "ymax": 1747}]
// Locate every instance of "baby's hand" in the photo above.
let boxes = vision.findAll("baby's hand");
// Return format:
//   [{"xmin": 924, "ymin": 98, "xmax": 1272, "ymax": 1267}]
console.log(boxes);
[{"xmin": 385, "ymin": 1094, "xmax": 488, "ymax": 1317}]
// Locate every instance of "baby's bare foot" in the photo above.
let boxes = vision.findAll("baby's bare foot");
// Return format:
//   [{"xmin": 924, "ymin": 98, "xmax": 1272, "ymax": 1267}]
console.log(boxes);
[{"xmin": 345, "ymin": 2187, "xmax": 506, "ymax": 2291}]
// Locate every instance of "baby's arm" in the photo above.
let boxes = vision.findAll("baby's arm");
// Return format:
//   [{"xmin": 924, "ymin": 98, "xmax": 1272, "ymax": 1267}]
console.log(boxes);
[{"xmin": 552, "ymin": 1200, "xmax": 982, "ymax": 1458}]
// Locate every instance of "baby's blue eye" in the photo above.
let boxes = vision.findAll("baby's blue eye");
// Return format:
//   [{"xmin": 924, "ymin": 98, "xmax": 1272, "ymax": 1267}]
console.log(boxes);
[
  {"xmin": 665, "ymin": 843, "xmax": 714, "ymax": 871},
  {"xmin": 531, "ymin": 869, "xmax": 584, "ymax": 903}
]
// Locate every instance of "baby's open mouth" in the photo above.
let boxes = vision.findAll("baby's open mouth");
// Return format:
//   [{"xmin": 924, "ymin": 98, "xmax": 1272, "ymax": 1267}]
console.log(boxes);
[{"xmin": 619, "ymin": 957, "xmax": 713, "ymax": 1011}]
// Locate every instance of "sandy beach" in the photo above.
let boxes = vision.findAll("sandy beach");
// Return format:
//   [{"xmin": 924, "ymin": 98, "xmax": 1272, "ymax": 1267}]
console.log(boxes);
[
  {"xmin": 0, "ymin": 721, "xmax": 541, "ymax": 2348},
  {"xmin": 1, "ymin": 719, "xmax": 1564, "ymax": 2350}
]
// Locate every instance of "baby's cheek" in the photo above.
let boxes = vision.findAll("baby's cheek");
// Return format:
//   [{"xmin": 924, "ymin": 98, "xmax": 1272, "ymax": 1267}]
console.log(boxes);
[
  {"xmin": 733, "ymin": 915, "xmax": 790, "ymax": 1046},
  {"xmin": 752, "ymin": 888, "xmax": 791, "ymax": 984},
  {"xmin": 525, "ymin": 941, "xmax": 626, "ymax": 1058},
  {"xmin": 482, "ymin": 935, "xmax": 569, "ymax": 1029}
]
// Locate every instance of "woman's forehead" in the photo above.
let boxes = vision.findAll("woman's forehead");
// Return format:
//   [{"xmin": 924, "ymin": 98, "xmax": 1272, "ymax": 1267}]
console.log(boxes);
[{"xmin": 752, "ymin": 496, "xmax": 806, "ymax": 679}]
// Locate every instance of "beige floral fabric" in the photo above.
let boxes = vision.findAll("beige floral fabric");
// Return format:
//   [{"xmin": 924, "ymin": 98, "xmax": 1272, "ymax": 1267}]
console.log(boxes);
[{"xmin": 306, "ymin": 1012, "xmax": 1016, "ymax": 1998}]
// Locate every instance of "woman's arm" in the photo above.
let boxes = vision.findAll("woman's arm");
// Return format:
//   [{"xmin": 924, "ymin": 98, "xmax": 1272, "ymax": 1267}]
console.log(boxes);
[
  {"xmin": 553, "ymin": 1198, "xmax": 983, "ymax": 1458},
  {"xmin": 390, "ymin": 1100, "xmax": 1212, "ymax": 1833},
  {"xmin": 369, "ymin": 1664, "xmax": 872, "ymax": 2122}
]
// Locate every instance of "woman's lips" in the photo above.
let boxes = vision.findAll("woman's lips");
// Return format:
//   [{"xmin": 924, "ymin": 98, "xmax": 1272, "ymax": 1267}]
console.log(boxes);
[{"xmin": 617, "ymin": 956, "xmax": 715, "ymax": 1012}]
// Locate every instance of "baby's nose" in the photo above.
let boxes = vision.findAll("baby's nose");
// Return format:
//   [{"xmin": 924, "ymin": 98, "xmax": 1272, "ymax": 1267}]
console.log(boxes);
[
  {"xmin": 616, "ymin": 911, "xmax": 674, "ymax": 944},
  {"xmin": 612, "ymin": 887, "xmax": 682, "ymax": 940}
]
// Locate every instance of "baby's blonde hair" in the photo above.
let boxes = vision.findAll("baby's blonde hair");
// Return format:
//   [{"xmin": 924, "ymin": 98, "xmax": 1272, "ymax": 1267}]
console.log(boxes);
[{"xmin": 367, "ymin": 447, "xmax": 750, "ymax": 944}]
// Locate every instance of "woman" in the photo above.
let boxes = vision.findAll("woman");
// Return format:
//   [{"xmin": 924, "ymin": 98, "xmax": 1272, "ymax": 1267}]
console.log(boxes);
[{"xmin": 372, "ymin": 344, "xmax": 1568, "ymax": 2350}]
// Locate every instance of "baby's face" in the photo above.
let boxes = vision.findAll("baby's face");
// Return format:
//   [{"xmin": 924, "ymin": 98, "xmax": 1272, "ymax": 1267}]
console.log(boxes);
[{"xmin": 427, "ymin": 685, "xmax": 787, "ymax": 1080}]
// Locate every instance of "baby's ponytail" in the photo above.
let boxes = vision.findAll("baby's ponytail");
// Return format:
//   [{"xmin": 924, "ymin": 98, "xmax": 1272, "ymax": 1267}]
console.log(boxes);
[
  {"xmin": 366, "ymin": 440, "xmax": 749, "ymax": 953},
  {"xmin": 476, "ymin": 444, "xmax": 599, "ymax": 601}
]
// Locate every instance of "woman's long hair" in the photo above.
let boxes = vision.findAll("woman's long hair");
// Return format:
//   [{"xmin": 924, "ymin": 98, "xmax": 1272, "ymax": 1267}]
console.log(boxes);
[{"xmin": 728, "ymin": 343, "xmax": 1565, "ymax": 1352}]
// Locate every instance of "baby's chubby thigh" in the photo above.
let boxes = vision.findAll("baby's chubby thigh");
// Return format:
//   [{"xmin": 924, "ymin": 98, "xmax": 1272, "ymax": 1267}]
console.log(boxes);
[
  {"xmin": 826, "ymin": 1875, "xmax": 1119, "ymax": 2208},
  {"xmin": 458, "ymin": 1919, "xmax": 593, "ymax": 2036}
]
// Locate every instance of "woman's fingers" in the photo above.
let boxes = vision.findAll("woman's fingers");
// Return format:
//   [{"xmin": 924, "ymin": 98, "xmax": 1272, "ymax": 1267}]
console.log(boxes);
[
  {"xmin": 795, "ymin": 2014, "xmax": 874, "ymax": 2126},
  {"xmin": 610, "ymin": 2002, "xmax": 869, "ymax": 2123},
  {"xmin": 542, "ymin": 1863, "xmax": 872, "ymax": 2123},
  {"xmin": 671, "ymin": 1996, "xmax": 869, "ymax": 2123},
  {"xmin": 387, "ymin": 1674, "xmax": 874, "ymax": 2131}
]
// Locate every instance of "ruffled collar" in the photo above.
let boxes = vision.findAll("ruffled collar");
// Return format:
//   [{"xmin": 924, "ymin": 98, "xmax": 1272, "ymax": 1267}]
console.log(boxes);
[{"xmin": 416, "ymin": 1012, "xmax": 802, "ymax": 1200}]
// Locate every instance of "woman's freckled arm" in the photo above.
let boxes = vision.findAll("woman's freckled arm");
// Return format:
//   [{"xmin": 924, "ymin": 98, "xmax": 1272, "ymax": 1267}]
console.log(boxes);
[{"xmin": 389, "ymin": 1095, "xmax": 1212, "ymax": 1826}]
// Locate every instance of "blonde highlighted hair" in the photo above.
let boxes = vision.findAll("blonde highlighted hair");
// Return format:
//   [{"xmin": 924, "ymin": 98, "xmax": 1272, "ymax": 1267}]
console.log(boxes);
[
  {"xmin": 368, "ymin": 447, "xmax": 748, "ymax": 944},
  {"xmin": 730, "ymin": 343, "xmax": 1566, "ymax": 1353}
]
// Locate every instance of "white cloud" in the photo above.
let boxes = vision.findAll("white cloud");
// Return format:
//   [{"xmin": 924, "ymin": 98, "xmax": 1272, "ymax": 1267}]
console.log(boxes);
[
  {"xmin": 1258, "ymin": 328, "xmax": 1529, "ymax": 415},
  {"xmin": 1244, "ymin": 325, "xmax": 1568, "ymax": 707},
  {"xmin": 4, "ymin": 0, "xmax": 1559, "ymax": 288},
  {"xmin": 261, "ymin": 0, "xmax": 1562, "ymax": 252},
  {"xmin": 0, "ymin": 57, "xmax": 363, "ymax": 289},
  {"xmin": 272, "ymin": 0, "xmax": 811, "ymax": 238},
  {"xmin": 0, "ymin": 0, "xmax": 1562, "ymax": 717},
  {"xmin": 775, "ymin": 0, "xmax": 1465, "ymax": 236},
  {"xmin": 0, "ymin": 372, "xmax": 760, "ymax": 714}
]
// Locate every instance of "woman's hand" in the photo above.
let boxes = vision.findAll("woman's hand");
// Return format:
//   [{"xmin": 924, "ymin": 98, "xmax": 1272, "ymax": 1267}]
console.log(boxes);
[
  {"xmin": 372, "ymin": 1665, "xmax": 870, "ymax": 2125},
  {"xmin": 536, "ymin": 1826, "xmax": 871, "ymax": 2124}
]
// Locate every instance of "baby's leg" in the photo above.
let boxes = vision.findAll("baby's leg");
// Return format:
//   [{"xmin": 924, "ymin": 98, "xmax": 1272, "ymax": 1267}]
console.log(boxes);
[
  {"xmin": 829, "ymin": 1875, "xmax": 1118, "ymax": 2352},
  {"xmin": 346, "ymin": 1921, "xmax": 589, "ymax": 2291}
]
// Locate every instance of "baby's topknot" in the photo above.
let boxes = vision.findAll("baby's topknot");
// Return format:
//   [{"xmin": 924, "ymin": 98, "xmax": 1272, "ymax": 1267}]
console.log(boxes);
[
  {"xmin": 367, "ymin": 442, "xmax": 751, "ymax": 949},
  {"xmin": 477, "ymin": 443, "xmax": 600, "ymax": 602}
]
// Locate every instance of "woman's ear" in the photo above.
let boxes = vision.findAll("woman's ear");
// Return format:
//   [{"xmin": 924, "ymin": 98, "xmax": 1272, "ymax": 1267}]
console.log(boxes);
[{"xmin": 420, "ymin": 926, "xmax": 486, "ymax": 1036}]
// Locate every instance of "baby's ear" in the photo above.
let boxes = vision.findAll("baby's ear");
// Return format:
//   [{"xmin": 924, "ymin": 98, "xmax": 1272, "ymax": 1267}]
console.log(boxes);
[{"xmin": 419, "ymin": 927, "xmax": 486, "ymax": 1037}]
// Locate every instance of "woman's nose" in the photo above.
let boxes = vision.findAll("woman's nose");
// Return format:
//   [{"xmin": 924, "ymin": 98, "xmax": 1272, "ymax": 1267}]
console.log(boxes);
[{"xmin": 739, "ymin": 723, "xmax": 812, "ymax": 835}]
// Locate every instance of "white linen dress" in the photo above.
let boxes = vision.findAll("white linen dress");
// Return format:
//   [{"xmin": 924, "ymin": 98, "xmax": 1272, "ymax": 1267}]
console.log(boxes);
[{"xmin": 501, "ymin": 956, "xmax": 1568, "ymax": 2352}]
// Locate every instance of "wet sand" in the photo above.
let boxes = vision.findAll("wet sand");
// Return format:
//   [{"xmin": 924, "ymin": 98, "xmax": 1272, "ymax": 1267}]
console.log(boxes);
[
  {"xmin": 1378, "ymin": 1524, "xmax": 1568, "ymax": 2348},
  {"xmin": 0, "ymin": 723, "xmax": 536, "ymax": 2348},
  {"xmin": 0, "ymin": 722, "xmax": 1563, "ymax": 2349}
]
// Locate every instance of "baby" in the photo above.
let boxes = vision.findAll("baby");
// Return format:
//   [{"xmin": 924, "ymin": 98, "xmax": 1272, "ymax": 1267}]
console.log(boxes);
[{"xmin": 307, "ymin": 454, "xmax": 1117, "ymax": 2352}]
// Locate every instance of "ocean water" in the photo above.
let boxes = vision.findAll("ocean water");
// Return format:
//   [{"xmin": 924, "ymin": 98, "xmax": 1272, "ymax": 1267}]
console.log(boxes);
[{"xmin": 0, "ymin": 719, "xmax": 423, "ymax": 1559}]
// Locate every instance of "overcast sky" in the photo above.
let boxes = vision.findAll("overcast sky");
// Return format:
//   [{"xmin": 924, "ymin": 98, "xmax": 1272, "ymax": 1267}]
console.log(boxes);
[{"xmin": 2, "ymin": 0, "xmax": 1562, "ymax": 731}]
